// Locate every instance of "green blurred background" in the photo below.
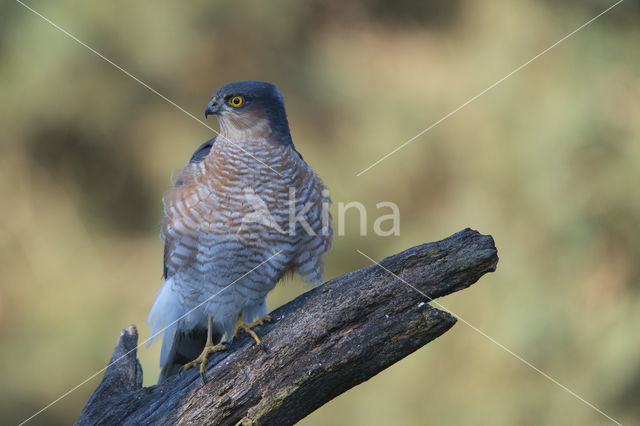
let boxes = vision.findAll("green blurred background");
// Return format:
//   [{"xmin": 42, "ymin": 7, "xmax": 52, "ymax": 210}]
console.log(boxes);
[{"xmin": 1, "ymin": 0, "xmax": 639, "ymax": 424}]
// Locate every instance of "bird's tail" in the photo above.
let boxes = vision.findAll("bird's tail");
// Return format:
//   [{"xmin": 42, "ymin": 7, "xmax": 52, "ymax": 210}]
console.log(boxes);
[
  {"xmin": 158, "ymin": 328, "xmax": 207, "ymax": 383},
  {"xmin": 147, "ymin": 277, "xmax": 208, "ymax": 383},
  {"xmin": 147, "ymin": 277, "xmax": 183, "ymax": 381}
]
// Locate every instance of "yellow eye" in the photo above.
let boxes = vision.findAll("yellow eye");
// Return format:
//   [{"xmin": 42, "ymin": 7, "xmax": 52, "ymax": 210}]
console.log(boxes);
[{"xmin": 229, "ymin": 96, "xmax": 244, "ymax": 107}]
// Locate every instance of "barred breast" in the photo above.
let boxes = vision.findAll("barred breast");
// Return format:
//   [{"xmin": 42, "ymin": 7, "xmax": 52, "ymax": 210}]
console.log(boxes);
[{"xmin": 160, "ymin": 134, "xmax": 332, "ymax": 340}]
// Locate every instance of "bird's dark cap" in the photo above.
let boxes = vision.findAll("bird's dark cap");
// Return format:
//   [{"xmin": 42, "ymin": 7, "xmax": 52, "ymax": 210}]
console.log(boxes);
[{"xmin": 206, "ymin": 80, "xmax": 293, "ymax": 146}]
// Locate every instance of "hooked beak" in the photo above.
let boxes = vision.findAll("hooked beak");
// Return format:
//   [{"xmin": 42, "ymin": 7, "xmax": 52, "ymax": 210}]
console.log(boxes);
[{"xmin": 205, "ymin": 101, "xmax": 220, "ymax": 118}]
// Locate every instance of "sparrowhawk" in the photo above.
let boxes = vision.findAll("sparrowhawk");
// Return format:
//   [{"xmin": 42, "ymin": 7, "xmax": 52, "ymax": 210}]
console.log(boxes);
[{"xmin": 147, "ymin": 81, "xmax": 332, "ymax": 382}]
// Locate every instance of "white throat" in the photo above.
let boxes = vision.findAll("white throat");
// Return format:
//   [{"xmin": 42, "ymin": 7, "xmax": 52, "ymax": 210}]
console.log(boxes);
[{"xmin": 218, "ymin": 116, "xmax": 271, "ymax": 144}]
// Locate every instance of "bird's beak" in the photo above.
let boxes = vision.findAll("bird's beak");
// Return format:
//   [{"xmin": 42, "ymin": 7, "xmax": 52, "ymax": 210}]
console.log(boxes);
[{"xmin": 205, "ymin": 101, "xmax": 220, "ymax": 118}]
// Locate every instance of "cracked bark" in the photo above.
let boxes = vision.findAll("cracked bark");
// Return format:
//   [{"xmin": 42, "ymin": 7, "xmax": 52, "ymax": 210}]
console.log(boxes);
[{"xmin": 76, "ymin": 228, "xmax": 498, "ymax": 425}]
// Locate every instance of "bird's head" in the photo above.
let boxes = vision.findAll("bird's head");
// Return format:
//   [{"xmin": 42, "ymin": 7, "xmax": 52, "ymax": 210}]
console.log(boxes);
[{"xmin": 205, "ymin": 81, "xmax": 292, "ymax": 146}]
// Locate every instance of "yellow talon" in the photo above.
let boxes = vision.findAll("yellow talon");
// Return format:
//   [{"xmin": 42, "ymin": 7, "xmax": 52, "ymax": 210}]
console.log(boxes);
[
  {"xmin": 234, "ymin": 314, "xmax": 271, "ymax": 345},
  {"xmin": 183, "ymin": 316, "xmax": 226, "ymax": 374},
  {"xmin": 183, "ymin": 343, "xmax": 226, "ymax": 373}
]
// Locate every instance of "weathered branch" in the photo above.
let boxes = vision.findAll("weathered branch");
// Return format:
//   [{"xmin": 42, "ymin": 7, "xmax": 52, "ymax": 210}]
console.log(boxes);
[{"xmin": 77, "ymin": 228, "xmax": 498, "ymax": 425}]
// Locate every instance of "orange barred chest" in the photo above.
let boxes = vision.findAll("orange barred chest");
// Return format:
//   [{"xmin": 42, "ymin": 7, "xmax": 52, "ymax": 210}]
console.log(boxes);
[{"xmin": 162, "ymin": 139, "xmax": 330, "ymax": 278}]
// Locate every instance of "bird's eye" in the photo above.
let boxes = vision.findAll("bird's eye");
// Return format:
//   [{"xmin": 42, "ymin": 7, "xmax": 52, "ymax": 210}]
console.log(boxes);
[{"xmin": 229, "ymin": 96, "xmax": 244, "ymax": 107}]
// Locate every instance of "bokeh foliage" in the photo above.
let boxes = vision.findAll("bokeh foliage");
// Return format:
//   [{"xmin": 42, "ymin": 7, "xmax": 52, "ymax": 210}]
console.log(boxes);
[{"xmin": 1, "ymin": 1, "xmax": 639, "ymax": 424}]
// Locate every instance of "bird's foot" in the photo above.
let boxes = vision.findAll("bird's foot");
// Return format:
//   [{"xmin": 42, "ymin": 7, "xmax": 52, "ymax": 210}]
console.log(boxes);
[
  {"xmin": 183, "ymin": 343, "xmax": 226, "ymax": 374},
  {"xmin": 233, "ymin": 315, "xmax": 271, "ymax": 345}
]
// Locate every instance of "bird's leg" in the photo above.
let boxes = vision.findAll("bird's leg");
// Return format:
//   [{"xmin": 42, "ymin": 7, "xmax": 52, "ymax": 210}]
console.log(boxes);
[
  {"xmin": 183, "ymin": 316, "xmax": 226, "ymax": 374},
  {"xmin": 233, "ymin": 313, "xmax": 271, "ymax": 345}
]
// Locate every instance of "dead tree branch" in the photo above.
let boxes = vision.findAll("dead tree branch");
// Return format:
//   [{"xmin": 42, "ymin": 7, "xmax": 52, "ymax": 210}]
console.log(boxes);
[{"xmin": 77, "ymin": 228, "xmax": 498, "ymax": 425}]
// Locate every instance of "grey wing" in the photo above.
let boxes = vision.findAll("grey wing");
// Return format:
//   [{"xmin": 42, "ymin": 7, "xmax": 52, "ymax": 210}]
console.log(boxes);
[
  {"xmin": 162, "ymin": 137, "xmax": 216, "ymax": 279},
  {"xmin": 188, "ymin": 137, "xmax": 217, "ymax": 163},
  {"xmin": 156, "ymin": 137, "xmax": 216, "ymax": 383}
]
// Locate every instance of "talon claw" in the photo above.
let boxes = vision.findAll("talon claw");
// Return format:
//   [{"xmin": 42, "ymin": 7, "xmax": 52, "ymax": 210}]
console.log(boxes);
[
  {"xmin": 234, "ymin": 314, "xmax": 271, "ymax": 345},
  {"xmin": 183, "ymin": 343, "xmax": 226, "ymax": 374},
  {"xmin": 183, "ymin": 316, "xmax": 227, "ymax": 377}
]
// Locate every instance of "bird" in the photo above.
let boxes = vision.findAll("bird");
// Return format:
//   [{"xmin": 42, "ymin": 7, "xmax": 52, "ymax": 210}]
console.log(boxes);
[{"xmin": 147, "ymin": 81, "xmax": 332, "ymax": 383}]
